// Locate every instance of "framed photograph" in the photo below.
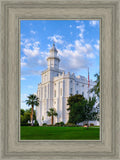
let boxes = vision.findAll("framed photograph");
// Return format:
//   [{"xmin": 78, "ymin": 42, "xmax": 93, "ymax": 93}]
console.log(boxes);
[
  {"xmin": 0, "ymin": 0, "xmax": 120, "ymax": 159},
  {"xmin": 20, "ymin": 19, "xmax": 100, "ymax": 140}
]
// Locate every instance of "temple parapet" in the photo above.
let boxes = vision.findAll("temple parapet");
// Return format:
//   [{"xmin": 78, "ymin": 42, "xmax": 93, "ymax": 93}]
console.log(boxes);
[{"xmin": 53, "ymin": 71, "xmax": 95, "ymax": 85}]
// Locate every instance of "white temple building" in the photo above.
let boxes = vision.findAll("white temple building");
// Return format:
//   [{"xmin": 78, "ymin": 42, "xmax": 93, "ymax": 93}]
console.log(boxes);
[{"xmin": 36, "ymin": 44, "xmax": 99, "ymax": 126}]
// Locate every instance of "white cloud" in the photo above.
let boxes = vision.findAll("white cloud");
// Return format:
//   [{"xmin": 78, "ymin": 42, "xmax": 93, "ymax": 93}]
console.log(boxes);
[
  {"xmin": 66, "ymin": 44, "xmax": 73, "ymax": 49},
  {"xmin": 23, "ymin": 48, "xmax": 39, "ymax": 57},
  {"xmin": 79, "ymin": 33, "xmax": 83, "ymax": 38},
  {"xmin": 57, "ymin": 39, "xmax": 96, "ymax": 73},
  {"xmin": 28, "ymin": 85, "xmax": 34, "ymax": 89},
  {"xmin": 48, "ymin": 35, "xmax": 63, "ymax": 44},
  {"xmin": 89, "ymin": 20, "xmax": 99, "ymax": 26},
  {"xmin": 21, "ymin": 69, "xmax": 42, "ymax": 76},
  {"xmin": 76, "ymin": 24, "xmax": 84, "ymax": 32},
  {"xmin": 22, "ymin": 40, "xmax": 40, "ymax": 57},
  {"xmin": 21, "ymin": 62, "xmax": 27, "ymax": 67},
  {"xmin": 21, "ymin": 56, "xmax": 27, "ymax": 67},
  {"xmin": 94, "ymin": 40, "xmax": 100, "ymax": 50},
  {"xmin": 30, "ymin": 30, "xmax": 36, "ymax": 34},
  {"xmin": 48, "ymin": 44, "xmax": 51, "ymax": 49},
  {"xmin": 38, "ymin": 59, "xmax": 47, "ymax": 67},
  {"xmin": 97, "ymin": 40, "xmax": 100, "ymax": 43},
  {"xmin": 21, "ymin": 29, "xmax": 97, "ymax": 77},
  {"xmin": 21, "ymin": 38, "xmax": 47, "ymax": 76},
  {"xmin": 21, "ymin": 77, "xmax": 26, "ymax": 80},
  {"xmin": 76, "ymin": 24, "xmax": 85, "ymax": 39},
  {"xmin": 94, "ymin": 44, "xmax": 99, "ymax": 50},
  {"xmin": 21, "ymin": 93, "xmax": 27, "ymax": 102},
  {"xmin": 86, "ymin": 53, "xmax": 95, "ymax": 58},
  {"xmin": 21, "ymin": 42, "xmax": 24, "ymax": 45}
]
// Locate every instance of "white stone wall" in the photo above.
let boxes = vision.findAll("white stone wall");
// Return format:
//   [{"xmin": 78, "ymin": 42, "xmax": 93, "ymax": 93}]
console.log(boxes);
[
  {"xmin": 37, "ymin": 70, "xmax": 98, "ymax": 125},
  {"xmin": 36, "ymin": 44, "xmax": 99, "ymax": 126}
]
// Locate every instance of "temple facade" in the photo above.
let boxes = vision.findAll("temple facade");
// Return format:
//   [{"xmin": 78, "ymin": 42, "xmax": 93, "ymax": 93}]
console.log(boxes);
[{"xmin": 36, "ymin": 44, "xmax": 99, "ymax": 126}]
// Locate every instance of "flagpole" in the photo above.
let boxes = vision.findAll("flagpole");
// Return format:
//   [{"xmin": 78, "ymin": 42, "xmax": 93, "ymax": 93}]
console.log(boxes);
[{"xmin": 88, "ymin": 67, "xmax": 90, "ymax": 100}]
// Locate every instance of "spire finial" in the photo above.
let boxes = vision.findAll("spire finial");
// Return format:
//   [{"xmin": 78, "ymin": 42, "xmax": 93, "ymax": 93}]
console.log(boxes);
[{"xmin": 53, "ymin": 40, "xmax": 55, "ymax": 46}]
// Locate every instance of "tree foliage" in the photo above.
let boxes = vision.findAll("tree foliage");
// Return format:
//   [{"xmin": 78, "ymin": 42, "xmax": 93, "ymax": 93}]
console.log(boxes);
[
  {"xmin": 90, "ymin": 73, "xmax": 100, "ymax": 97},
  {"xmin": 47, "ymin": 108, "xmax": 58, "ymax": 125},
  {"xmin": 20, "ymin": 108, "xmax": 39, "ymax": 126},
  {"xmin": 25, "ymin": 94, "xmax": 39, "ymax": 126},
  {"xmin": 26, "ymin": 94, "xmax": 39, "ymax": 106},
  {"xmin": 67, "ymin": 94, "xmax": 98, "ymax": 125},
  {"xmin": 21, "ymin": 109, "xmax": 25, "ymax": 116},
  {"xmin": 67, "ymin": 94, "xmax": 87, "ymax": 124},
  {"xmin": 90, "ymin": 73, "xmax": 100, "ymax": 121},
  {"xmin": 83, "ymin": 97, "xmax": 98, "ymax": 123}
]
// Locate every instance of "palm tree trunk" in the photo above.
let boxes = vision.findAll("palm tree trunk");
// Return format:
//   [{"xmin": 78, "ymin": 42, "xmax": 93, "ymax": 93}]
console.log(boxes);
[
  {"xmin": 31, "ymin": 105, "xmax": 34, "ymax": 126},
  {"xmin": 51, "ymin": 115, "xmax": 53, "ymax": 125}
]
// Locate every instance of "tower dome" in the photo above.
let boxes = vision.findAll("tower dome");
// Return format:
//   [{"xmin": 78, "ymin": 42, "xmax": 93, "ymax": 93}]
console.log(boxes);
[
  {"xmin": 47, "ymin": 43, "xmax": 60, "ymax": 69},
  {"xmin": 49, "ymin": 43, "xmax": 58, "ymax": 54}
]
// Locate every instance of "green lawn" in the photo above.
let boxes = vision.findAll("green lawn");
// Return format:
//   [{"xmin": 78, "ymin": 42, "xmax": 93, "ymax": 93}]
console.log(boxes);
[{"xmin": 21, "ymin": 126, "xmax": 100, "ymax": 140}]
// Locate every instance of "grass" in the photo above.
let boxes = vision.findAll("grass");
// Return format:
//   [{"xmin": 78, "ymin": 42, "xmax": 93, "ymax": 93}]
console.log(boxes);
[{"xmin": 21, "ymin": 126, "xmax": 100, "ymax": 140}]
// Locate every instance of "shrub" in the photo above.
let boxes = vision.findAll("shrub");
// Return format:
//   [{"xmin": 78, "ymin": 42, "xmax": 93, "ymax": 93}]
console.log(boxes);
[
  {"xmin": 43, "ymin": 123, "xmax": 47, "ymax": 126},
  {"xmin": 59, "ymin": 121, "xmax": 64, "ymax": 126},
  {"xmin": 65, "ymin": 123, "xmax": 76, "ymax": 127},
  {"xmin": 20, "ymin": 108, "xmax": 40, "ymax": 126},
  {"xmin": 34, "ymin": 120, "xmax": 39, "ymax": 126},
  {"xmin": 55, "ymin": 122, "xmax": 60, "ymax": 126},
  {"xmin": 21, "ymin": 115, "xmax": 24, "ymax": 123},
  {"xmin": 54, "ymin": 122, "xmax": 64, "ymax": 126},
  {"xmin": 90, "ymin": 123, "xmax": 94, "ymax": 126}
]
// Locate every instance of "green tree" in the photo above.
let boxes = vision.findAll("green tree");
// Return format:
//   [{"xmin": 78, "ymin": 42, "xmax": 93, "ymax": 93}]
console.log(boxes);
[
  {"xmin": 25, "ymin": 94, "xmax": 39, "ymax": 126},
  {"xmin": 83, "ymin": 97, "xmax": 98, "ymax": 128},
  {"xmin": 21, "ymin": 109, "xmax": 25, "ymax": 116},
  {"xmin": 47, "ymin": 108, "xmax": 58, "ymax": 125},
  {"xmin": 20, "ymin": 109, "xmax": 38, "ymax": 126},
  {"xmin": 67, "ymin": 94, "xmax": 98, "ymax": 127},
  {"xmin": 90, "ymin": 73, "xmax": 100, "ymax": 121},
  {"xmin": 67, "ymin": 94, "xmax": 87, "ymax": 124},
  {"xmin": 90, "ymin": 73, "xmax": 100, "ymax": 97},
  {"xmin": 21, "ymin": 115, "xmax": 24, "ymax": 124}
]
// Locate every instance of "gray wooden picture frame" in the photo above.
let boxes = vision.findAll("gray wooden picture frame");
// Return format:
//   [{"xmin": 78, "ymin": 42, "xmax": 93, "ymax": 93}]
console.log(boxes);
[{"xmin": 0, "ymin": 0, "xmax": 120, "ymax": 159}]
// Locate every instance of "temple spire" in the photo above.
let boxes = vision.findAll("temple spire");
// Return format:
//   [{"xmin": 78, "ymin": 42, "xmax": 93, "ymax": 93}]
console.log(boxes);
[
  {"xmin": 47, "ymin": 43, "xmax": 60, "ymax": 69},
  {"xmin": 53, "ymin": 40, "xmax": 55, "ymax": 46},
  {"xmin": 49, "ymin": 42, "xmax": 58, "ymax": 55}
]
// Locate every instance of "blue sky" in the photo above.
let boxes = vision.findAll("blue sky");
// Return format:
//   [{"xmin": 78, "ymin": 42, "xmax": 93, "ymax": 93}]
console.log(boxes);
[{"xmin": 21, "ymin": 20, "xmax": 100, "ymax": 109}]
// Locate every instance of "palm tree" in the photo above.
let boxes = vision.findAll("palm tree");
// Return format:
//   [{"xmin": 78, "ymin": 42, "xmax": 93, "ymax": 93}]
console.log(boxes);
[
  {"xmin": 47, "ymin": 108, "xmax": 58, "ymax": 125},
  {"xmin": 25, "ymin": 94, "xmax": 39, "ymax": 126}
]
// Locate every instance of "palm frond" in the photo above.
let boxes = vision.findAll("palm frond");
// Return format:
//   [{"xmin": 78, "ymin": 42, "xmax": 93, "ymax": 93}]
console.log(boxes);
[{"xmin": 25, "ymin": 94, "xmax": 39, "ymax": 107}]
